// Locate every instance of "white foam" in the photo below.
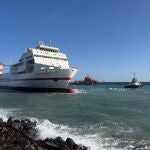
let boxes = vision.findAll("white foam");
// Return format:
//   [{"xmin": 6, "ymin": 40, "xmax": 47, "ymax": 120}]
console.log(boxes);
[
  {"xmin": 0, "ymin": 109, "xmax": 12, "ymax": 121},
  {"xmin": 36, "ymin": 119, "xmax": 102, "ymax": 149},
  {"xmin": 32, "ymin": 118, "xmax": 150, "ymax": 150},
  {"xmin": 109, "ymin": 88, "xmax": 125, "ymax": 92},
  {"xmin": 36, "ymin": 119, "xmax": 126, "ymax": 150},
  {"xmin": 74, "ymin": 89, "xmax": 88, "ymax": 94},
  {"xmin": 0, "ymin": 108, "xmax": 21, "ymax": 122}
]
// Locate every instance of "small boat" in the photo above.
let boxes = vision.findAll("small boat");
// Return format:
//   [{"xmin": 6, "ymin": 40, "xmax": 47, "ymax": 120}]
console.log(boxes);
[
  {"xmin": 124, "ymin": 74, "xmax": 143, "ymax": 88},
  {"xmin": 71, "ymin": 75, "xmax": 99, "ymax": 85}
]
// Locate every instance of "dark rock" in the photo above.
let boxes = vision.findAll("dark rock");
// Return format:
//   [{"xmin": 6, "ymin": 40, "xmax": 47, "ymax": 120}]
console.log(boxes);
[
  {"xmin": 2, "ymin": 127, "xmax": 8, "ymax": 132},
  {"xmin": 0, "ymin": 118, "xmax": 4, "ymax": 127},
  {"xmin": 53, "ymin": 136, "xmax": 65, "ymax": 146},
  {"xmin": 24, "ymin": 128, "xmax": 37, "ymax": 139},
  {"xmin": 65, "ymin": 137, "xmax": 76, "ymax": 148},
  {"xmin": 23, "ymin": 119, "xmax": 37, "ymax": 128},
  {"xmin": 11, "ymin": 120, "xmax": 22, "ymax": 130},
  {"xmin": 45, "ymin": 141, "xmax": 60, "ymax": 149},
  {"xmin": 6, "ymin": 117, "xmax": 13, "ymax": 126},
  {"xmin": 0, "ymin": 117, "xmax": 88, "ymax": 150},
  {"xmin": 78, "ymin": 145, "xmax": 88, "ymax": 150},
  {"xmin": 73, "ymin": 144, "xmax": 80, "ymax": 150},
  {"xmin": 14, "ymin": 136, "xmax": 29, "ymax": 146},
  {"xmin": 42, "ymin": 138, "xmax": 60, "ymax": 149}
]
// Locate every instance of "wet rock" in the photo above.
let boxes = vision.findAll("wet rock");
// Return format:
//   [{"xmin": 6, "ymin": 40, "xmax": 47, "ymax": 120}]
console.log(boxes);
[
  {"xmin": 0, "ymin": 118, "xmax": 4, "ymax": 126},
  {"xmin": 65, "ymin": 137, "xmax": 76, "ymax": 148},
  {"xmin": 78, "ymin": 145, "xmax": 88, "ymax": 150},
  {"xmin": 45, "ymin": 141, "xmax": 60, "ymax": 149},
  {"xmin": 14, "ymin": 136, "xmax": 30, "ymax": 146},
  {"xmin": 11, "ymin": 120, "xmax": 22, "ymax": 130},
  {"xmin": 53, "ymin": 136, "xmax": 65, "ymax": 147},
  {"xmin": 6, "ymin": 117, "xmax": 13, "ymax": 126},
  {"xmin": 2, "ymin": 127, "xmax": 8, "ymax": 132},
  {"xmin": 23, "ymin": 119, "xmax": 37, "ymax": 128},
  {"xmin": 0, "ymin": 117, "xmax": 88, "ymax": 150}
]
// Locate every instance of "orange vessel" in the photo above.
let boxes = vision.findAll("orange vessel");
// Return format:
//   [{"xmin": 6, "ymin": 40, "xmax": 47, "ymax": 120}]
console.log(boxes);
[{"xmin": 71, "ymin": 75, "xmax": 99, "ymax": 85}]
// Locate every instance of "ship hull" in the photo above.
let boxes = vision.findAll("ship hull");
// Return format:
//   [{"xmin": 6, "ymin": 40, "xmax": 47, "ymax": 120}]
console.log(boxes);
[
  {"xmin": 0, "ymin": 68, "xmax": 77, "ymax": 92},
  {"xmin": 0, "ymin": 86, "xmax": 75, "ymax": 93},
  {"xmin": 124, "ymin": 84, "xmax": 143, "ymax": 88}
]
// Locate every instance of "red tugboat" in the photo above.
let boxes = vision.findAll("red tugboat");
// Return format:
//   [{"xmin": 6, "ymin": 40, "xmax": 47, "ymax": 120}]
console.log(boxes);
[{"xmin": 71, "ymin": 75, "xmax": 99, "ymax": 85}]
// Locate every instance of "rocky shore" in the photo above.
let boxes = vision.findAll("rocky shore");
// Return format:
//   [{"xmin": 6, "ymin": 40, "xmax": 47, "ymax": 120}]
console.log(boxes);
[{"xmin": 0, "ymin": 117, "xmax": 88, "ymax": 150}]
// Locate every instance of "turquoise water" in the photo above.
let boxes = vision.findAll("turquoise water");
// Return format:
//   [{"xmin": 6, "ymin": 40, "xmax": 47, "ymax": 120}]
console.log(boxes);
[{"xmin": 0, "ymin": 83, "xmax": 150, "ymax": 149}]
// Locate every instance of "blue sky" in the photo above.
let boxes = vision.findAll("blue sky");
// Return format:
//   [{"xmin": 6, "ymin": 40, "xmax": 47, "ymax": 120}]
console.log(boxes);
[{"xmin": 0, "ymin": 0, "xmax": 150, "ymax": 81}]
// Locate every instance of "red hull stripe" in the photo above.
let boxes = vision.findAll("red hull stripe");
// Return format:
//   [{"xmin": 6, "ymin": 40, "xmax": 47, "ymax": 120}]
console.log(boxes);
[{"xmin": 12, "ymin": 77, "xmax": 71, "ymax": 81}]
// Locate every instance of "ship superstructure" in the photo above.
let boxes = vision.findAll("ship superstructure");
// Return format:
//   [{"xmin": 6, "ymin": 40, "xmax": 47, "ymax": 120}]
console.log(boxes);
[{"xmin": 0, "ymin": 42, "xmax": 78, "ymax": 92}]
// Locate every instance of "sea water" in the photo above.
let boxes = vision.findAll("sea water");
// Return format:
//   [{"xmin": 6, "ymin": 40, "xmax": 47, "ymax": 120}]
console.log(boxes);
[{"xmin": 0, "ymin": 83, "xmax": 150, "ymax": 150}]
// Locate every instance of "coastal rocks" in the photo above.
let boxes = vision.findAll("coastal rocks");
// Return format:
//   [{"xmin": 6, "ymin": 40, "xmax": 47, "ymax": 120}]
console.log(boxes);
[{"xmin": 0, "ymin": 117, "xmax": 88, "ymax": 150}]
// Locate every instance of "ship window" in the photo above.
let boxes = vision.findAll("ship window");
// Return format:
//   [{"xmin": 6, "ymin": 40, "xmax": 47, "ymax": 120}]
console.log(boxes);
[
  {"xmin": 41, "ymin": 67, "xmax": 45, "ymax": 70},
  {"xmin": 34, "ymin": 54, "xmax": 67, "ymax": 61},
  {"xmin": 26, "ymin": 55, "xmax": 32, "ymax": 60},
  {"xmin": 49, "ymin": 66, "xmax": 54, "ymax": 69},
  {"xmin": 41, "ymin": 67, "xmax": 46, "ymax": 72},
  {"xmin": 26, "ymin": 59, "xmax": 34, "ymax": 64}
]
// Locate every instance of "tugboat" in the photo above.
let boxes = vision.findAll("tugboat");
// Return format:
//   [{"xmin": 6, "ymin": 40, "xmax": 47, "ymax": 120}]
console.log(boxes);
[
  {"xmin": 71, "ymin": 75, "xmax": 99, "ymax": 85},
  {"xmin": 124, "ymin": 73, "xmax": 143, "ymax": 88}
]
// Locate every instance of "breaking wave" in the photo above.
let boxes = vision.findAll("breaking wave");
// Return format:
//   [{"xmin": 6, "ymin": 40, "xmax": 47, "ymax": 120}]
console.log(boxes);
[
  {"xmin": 36, "ymin": 119, "xmax": 101, "ymax": 150},
  {"xmin": 0, "ymin": 108, "xmax": 18, "ymax": 122},
  {"xmin": 109, "ymin": 88, "xmax": 125, "ymax": 92},
  {"xmin": 0, "ymin": 109, "xmax": 149, "ymax": 150},
  {"xmin": 74, "ymin": 89, "xmax": 88, "ymax": 94}
]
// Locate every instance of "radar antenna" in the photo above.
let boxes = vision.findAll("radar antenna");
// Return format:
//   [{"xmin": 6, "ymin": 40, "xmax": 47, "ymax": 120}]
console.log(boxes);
[{"xmin": 38, "ymin": 41, "xmax": 44, "ymax": 45}]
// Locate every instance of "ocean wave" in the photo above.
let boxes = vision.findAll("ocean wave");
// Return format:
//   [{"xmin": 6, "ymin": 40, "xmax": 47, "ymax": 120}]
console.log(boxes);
[
  {"xmin": 109, "ymin": 88, "xmax": 125, "ymax": 92},
  {"xmin": 35, "ymin": 119, "xmax": 134, "ymax": 150},
  {"xmin": 75, "ymin": 87, "xmax": 126, "ymax": 94},
  {"xmin": 74, "ymin": 89, "xmax": 88, "ymax": 94},
  {"xmin": 0, "ymin": 109, "xmax": 149, "ymax": 150},
  {"xmin": 44, "ymin": 89, "xmax": 88, "ymax": 95},
  {"xmin": 36, "ymin": 119, "xmax": 100, "ymax": 150},
  {"xmin": 74, "ymin": 88, "xmax": 105, "ymax": 94},
  {"xmin": 0, "ymin": 108, "xmax": 23, "ymax": 121},
  {"xmin": 0, "ymin": 108, "xmax": 19, "ymax": 122}
]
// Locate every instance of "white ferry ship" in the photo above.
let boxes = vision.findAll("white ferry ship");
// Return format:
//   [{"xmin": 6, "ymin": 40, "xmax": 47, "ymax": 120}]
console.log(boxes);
[{"xmin": 0, "ymin": 42, "xmax": 78, "ymax": 92}]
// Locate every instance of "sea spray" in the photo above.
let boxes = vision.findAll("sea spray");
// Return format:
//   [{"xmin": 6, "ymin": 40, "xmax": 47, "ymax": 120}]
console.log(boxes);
[
  {"xmin": 36, "ymin": 119, "xmax": 99, "ymax": 150},
  {"xmin": 0, "ymin": 108, "xmax": 14, "ymax": 122}
]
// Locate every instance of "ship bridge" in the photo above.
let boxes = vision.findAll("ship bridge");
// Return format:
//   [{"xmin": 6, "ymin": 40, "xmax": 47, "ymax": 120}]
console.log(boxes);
[
  {"xmin": 35, "ymin": 44, "xmax": 60, "ymax": 53},
  {"xmin": 10, "ymin": 42, "xmax": 70, "ymax": 74}
]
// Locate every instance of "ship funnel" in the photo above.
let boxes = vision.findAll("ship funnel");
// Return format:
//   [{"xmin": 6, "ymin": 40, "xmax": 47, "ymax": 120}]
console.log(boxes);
[{"xmin": 0, "ymin": 64, "xmax": 4, "ymax": 75}]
